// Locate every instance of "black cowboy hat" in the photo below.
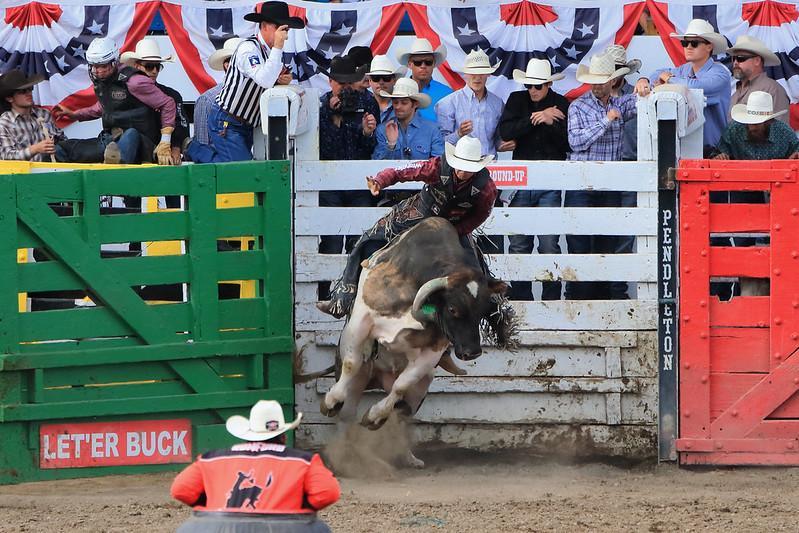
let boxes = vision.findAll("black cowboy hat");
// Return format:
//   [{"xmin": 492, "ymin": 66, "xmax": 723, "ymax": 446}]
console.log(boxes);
[
  {"xmin": 0, "ymin": 69, "xmax": 45, "ymax": 98},
  {"xmin": 244, "ymin": 1, "xmax": 305, "ymax": 29},
  {"xmin": 347, "ymin": 46, "xmax": 373, "ymax": 69},
  {"xmin": 324, "ymin": 55, "xmax": 368, "ymax": 83}
]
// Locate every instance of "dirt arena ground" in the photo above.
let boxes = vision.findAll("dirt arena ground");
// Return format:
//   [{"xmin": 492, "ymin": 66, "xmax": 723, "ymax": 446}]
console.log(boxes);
[{"xmin": 1, "ymin": 452, "xmax": 798, "ymax": 532}]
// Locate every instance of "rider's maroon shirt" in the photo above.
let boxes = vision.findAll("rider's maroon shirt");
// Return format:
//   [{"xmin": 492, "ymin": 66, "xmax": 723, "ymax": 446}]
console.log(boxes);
[
  {"xmin": 171, "ymin": 442, "xmax": 340, "ymax": 514},
  {"xmin": 372, "ymin": 156, "xmax": 498, "ymax": 236}
]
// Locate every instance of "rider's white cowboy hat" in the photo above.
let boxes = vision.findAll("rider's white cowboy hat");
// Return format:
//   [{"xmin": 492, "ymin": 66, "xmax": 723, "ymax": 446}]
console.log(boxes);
[
  {"xmin": 669, "ymin": 19, "xmax": 728, "ymax": 55},
  {"xmin": 445, "ymin": 136, "xmax": 494, "ymax": 173},
  {"xmin": 730, "ymin": 91, "xmax": 787, "ymax": 125},
  {"xmin": 209, "ymin": 37, "xmax": 241, "ymax": 72},
  {"xmin": 398, "ymin": 38, "xmax": 447, "ymax": 66},
  {"xmin": 512, "ymin": 58, "xmax": 564, "ymax": 85},
  {"xmin": 226, "ymin": 400, "xmax": 302, "ymax": 441},
  {"xmin": 366, "ymin": 55, "xmax": 407, "ymax": 77},
  {"xmin": 728, "ymin": 35, "xmax": 780, "ymax": 67},
  {"xmin": 605, "ymin": 44, "xmax": 642, "ymax": 74},
  {"xmin": 120, "ymin": 38, "xmax": 173, "ymax": 65},
  {"xmin": 460, "ymin": 49, "xmax": 500, "ymax": 75},
  {"xmin": 379, "ymin": 77, "xmax": 432, "ymax": 108},
  {"xmin": 575, "ymin": 52, "xmax": 630, "ymax": 85}
]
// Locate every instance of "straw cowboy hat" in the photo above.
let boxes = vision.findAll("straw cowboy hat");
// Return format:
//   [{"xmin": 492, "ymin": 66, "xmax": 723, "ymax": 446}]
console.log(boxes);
[
  {"xmin": 0, "ymin": 69, "xmax": 44, "ymax": 98},
  {"xmin": 379, "ymin": 77, "xmax": 432, "ymax": 108},
  {"xmin": 605, "ymin": 44, "xmax": 641, "ymax": 74},
  {"xmin": 670, "ymin": 19, "xmax": 728, "ymax": 55},
  {"xmin": 208, "ymin": 37, "xmax": 241, "ymax": 72},
  {"xmin": 730, "ymin": 91, "xmax": 787, "ymax": 124},
  {"xmin": 728, "ymin": 35, "xmax": 780, "ymax": 67},
  {"xmin": 120, "ymin": 38, "xmax": 173, "ymax": 65},
  {"xmin": 460, "ymin": 49, "xmax": 500, "ymax": 75},
  {"xmin": 398, "ymin": 38, "xmax": 447, "ymax": 66},
  {"xmin": 445, "ymin": 136, "xmax": 494, "ymax": 173},
  {"xmin": 243, "ymin": 1, "xmax": 305, "ymax": 29},
  {"xmin": 575, "ymin": 52, "xmax": 630, "ymax": 85},
  {"xmin": 366, "ymin": 55, "xmax": 407, "ymax": 77},
  {"xmin": 512, "ymin": 58, "xmax": 565, "ymax": 85},
  {"xmin": 226, "ymin": 400, "xmax": 302, "ymax": 441}
]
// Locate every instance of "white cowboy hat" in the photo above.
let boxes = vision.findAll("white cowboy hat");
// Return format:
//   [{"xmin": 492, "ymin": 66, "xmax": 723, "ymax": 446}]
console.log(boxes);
[
  {"xmin": 728, "ymin": 35, "xmax": 780, "ymax": 67},
  {"xmin": 445, "ymin": 136, "xmax": 494, "ymax": 173},
  {"xmin": 379, "ymin": 77, "xmax": 432, "ymax": 108},
  {"xmin": 670, "ymin": 19, "xmax": 728, "ymax": 55},
  {"xmin": 398, "ymin": 38, "xmax": 447, "ymax": 66},
  {"xmin": 512, "ymin": 58, "xmax": 565, "ymax": 85},
  {"xmin": 605, "ymin": 44, "xmax": 642, "ymax": 74},
  {"xmin": 575, "ymin": 53, "xmax": 630, "ymax": 85},
  {"xmin": 366, "ymin": 55, "xmax": 407, "ymax": 77},
  {"xmin": 730, "ymin": 91, "xmax": 787, "ymax": 125},
  {"xmin": 461, "ymin": 49, "xmax": 500, "ymax": 75},
  {"xmin": 225, "ymin": 400, "xmax": 302, "ymax": 442},
  {"xmin": 120, "ymin": 38, "xmax": 173, "ymax": 65},
  {"xmin": 208, "ymin": 37, "xmax": 242, "ymax": 72}
]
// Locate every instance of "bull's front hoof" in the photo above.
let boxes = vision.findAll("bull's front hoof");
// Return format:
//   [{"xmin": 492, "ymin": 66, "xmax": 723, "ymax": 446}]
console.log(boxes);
[
  {"xmin": 320, "ymin": 399, "xmax": 344, "ymax": 418},
  {"xmin": 360, "ymin": 411, "xmax": 388, "ymax": 431}
]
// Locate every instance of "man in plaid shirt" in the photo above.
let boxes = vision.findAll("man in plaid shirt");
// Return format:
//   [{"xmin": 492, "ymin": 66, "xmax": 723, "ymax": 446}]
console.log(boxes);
[
  {"xmin": 566, "ymin": 52, "xmax": 641, "ymax": 300},
  {"xmin": 0, "ymin": 70, "xmax": 64, "ymax": 162}
]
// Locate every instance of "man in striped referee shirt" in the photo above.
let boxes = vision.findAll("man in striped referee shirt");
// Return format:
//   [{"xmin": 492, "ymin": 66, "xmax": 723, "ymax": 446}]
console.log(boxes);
[{"xmin": 185, "ymin": 2, "xmax": 301, "ymax": 163}]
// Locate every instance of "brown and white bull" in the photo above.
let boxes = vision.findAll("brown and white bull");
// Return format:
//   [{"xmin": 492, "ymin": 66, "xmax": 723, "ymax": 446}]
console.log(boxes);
[{"xmin": 320, "ymin": 217, "xmax": 507, "ymax": 437}]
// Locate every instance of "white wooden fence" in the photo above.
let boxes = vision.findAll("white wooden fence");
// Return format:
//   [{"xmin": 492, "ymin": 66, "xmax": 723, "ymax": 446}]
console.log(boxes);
[{"xmin": 291, "ymin": 97, "xmax": 659, "ymax": 458}]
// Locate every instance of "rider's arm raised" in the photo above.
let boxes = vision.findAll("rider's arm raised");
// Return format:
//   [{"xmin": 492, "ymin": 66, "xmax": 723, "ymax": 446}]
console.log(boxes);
[{"xmin": 372, "ymin": 156, "xmax": 442, "ymax": 189}]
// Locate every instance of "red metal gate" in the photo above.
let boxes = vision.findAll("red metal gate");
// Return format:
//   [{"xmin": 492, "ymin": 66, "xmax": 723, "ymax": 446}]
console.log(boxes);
[{"xmin": 677, "ymin": 159, "xmax": 799, "ymax": 465}]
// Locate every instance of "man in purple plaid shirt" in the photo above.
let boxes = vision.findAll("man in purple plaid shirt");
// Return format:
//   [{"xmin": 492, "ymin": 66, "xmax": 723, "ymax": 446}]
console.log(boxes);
[{"xmin": 565, "ymin": 51, "xmax": 641, "ymax": 300}]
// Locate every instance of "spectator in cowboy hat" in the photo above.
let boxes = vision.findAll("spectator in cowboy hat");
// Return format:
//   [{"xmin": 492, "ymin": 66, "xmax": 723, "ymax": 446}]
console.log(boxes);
[
  {"xmin": 192, "ymin": 38, "xmax": 242, "ymax": 147},
  {"xmin": 347, "ymin": 45, "xmax": 373, "ymax": 92},
  {"xmin": 398, "ymin": 37, "xmax": 452, "ymax": 122},
  {"xmin": 123, "ymin": 38, "xmax": 188, "ymax": 167},
  {"xmin": 636, "ymin": 18, "xmax": 731, "ymax": 151},
  {"xmin": 373, "ymin": 77, "xmax": 443, "ymax": 160},
  {"xmin": 172, "ymin": 400, "xmax": 339, "ymax": 532},
  {"xmin": 436, "ymin": 49, "xmax": 513, "ymax": 157},
  {"xmin": 499, "ymin": 58, "xmax": 570, "ymax": 301},
  {"xmin": 567, "ymin": 52, "xmax": 643, "ymax": 300},
  {"xmin": 185, "ymin": 1, "xmax": 300, "ymax": 163},
  {"xmin": 0, "ymin": 69, "xmax": 65, "ymax": 162},
  {"xmin": 728, "ymin": 35, "xmax": 789, "ymax": 124},
  {"xmin": 365, "ymin": 55, "xmax": 406, "ymax": 124},
  {"xmin": 714, "ymin": 91, "xmax": 799, "ymax": 160}
]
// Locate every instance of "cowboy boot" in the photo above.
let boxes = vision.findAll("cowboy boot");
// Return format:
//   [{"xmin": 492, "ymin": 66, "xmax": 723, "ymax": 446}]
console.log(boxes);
[
  {"xmin": 103, "ymin": 142, "xmax": 121, "ymax": 164},
  {"xmin": 316, "ymin": 279, "xmax": 357, "ymax": 319}
]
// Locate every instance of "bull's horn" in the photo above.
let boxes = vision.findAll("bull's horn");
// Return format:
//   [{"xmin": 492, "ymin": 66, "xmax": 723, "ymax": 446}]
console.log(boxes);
[{"xmin": 411, "ymin": 276, "xmax": 449, "ymax": 322}]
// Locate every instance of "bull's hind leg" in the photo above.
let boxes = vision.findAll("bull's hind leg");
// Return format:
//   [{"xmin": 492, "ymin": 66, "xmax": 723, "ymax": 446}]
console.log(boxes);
[
  {"xmin": 321, "ymin": 309, "xmax": 373, "ymax": 417},
  {"xmin": 361, "ymin": 348, "xmax": 440, "ymax": 430}
]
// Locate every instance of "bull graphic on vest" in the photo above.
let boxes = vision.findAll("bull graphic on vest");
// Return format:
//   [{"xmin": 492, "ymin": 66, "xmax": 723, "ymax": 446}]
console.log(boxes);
[{"xmin": 226, "ymin": 470, "xmax": 273, "ymax": 509}]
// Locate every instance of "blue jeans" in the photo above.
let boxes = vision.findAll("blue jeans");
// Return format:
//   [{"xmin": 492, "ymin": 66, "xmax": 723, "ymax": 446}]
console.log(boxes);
[
  {"xmin": 55, "ymin": 128, "xmax": 141, "ymax": 163},
  {"xmin": 187, "ymin": 104, "xmax": 253, "ymax": 163},
  {"xmin": 508, "ymin": 190, "xmax": 562, "ymax": 300},
  {"xmin": 109, "ymin": 129, "xmax": 141, "ymax": 164}
]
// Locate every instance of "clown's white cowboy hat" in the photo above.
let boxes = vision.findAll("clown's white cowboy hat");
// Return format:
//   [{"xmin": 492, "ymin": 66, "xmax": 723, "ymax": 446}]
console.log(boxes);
[
  {"xmin": 669, "ymin": 19, "xmax": 728, "ymax": 55},
  {"xmin": 445, "ymin": 136, "xmax": 494, "ymax": 173},
  {"xmin": 398, "ymin": 38, "xmax": 447, "ymax": 66},
  {"xmin": 208, "ymin": 37, "xmax": 242, "ymax": 72},
  {"xmin": 575, "ymin": 52, "xmax": 630, "ymax": 85},
  {"xmin": 379, "ymin": 77, "xmax": 432, "ymax": 108},
  {"xmin": 460, "ymin": 49, "xmax": 500, "ymax": 75},
  {"xmin": 731, "ymin": 91, "xmax": 787, "ymax": 124},
  {"xmin": 226, "ymin": 400, "xmax": 302, "ymax": 441},
  {"xmin": 512, "ymin": 58, "xmax": 565, "ymax": 85},
  {"xmin": 120, "ymin": 39, "xmax": 173, "ymax": 65},
  {"xmin": 728, "ymin": 35, "xmax": 780, "ymax": 67},
  {"xmin": 366, "ymin": 55, "xmax": 407, "ymax": 77},
  {"xmin": 605, "ymin": 44, "xmax": 642, "ymax": 74}
]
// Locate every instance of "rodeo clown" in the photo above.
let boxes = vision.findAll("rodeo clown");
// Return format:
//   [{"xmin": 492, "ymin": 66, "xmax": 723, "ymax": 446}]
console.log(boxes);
[{"xmin": 318, "ymin": 135, "xmax": 515, "ymax": 346}]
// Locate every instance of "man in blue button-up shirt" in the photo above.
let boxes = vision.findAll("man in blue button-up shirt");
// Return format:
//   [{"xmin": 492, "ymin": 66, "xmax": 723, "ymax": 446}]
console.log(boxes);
[
  {"xmin": 373, "ymin": 77, "xmax": 443, "ymax": 160},
  {"xmin": 636, "ymin": 19, "xmax": 731, "ymax": 151},
  {"xmin": 398, "ymin": 38, "xmax": 452, "ymax": 122}
]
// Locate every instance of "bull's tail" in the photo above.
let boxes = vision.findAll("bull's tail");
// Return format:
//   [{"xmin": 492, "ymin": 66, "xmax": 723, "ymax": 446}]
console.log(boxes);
[{"xmin": 481, "ymin": 294, "xmax": 520, "ymax": 351}]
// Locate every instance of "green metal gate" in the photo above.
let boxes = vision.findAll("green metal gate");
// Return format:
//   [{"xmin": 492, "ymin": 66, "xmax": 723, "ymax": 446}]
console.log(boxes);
[{"xmin": 0, "ymin": 161, "xmax": 294, "ymax": 484}]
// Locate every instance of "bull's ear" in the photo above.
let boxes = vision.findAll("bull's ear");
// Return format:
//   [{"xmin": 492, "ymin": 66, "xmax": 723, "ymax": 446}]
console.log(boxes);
[{"xmin": 488, "ymin": 279, "xmax": 508, "ymax": 295}]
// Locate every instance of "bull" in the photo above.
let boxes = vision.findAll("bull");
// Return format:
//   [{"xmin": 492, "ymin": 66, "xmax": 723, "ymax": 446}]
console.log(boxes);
[{"xmin": 319, "ymin": 217, "xmax": 508, "ymax": 440}]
